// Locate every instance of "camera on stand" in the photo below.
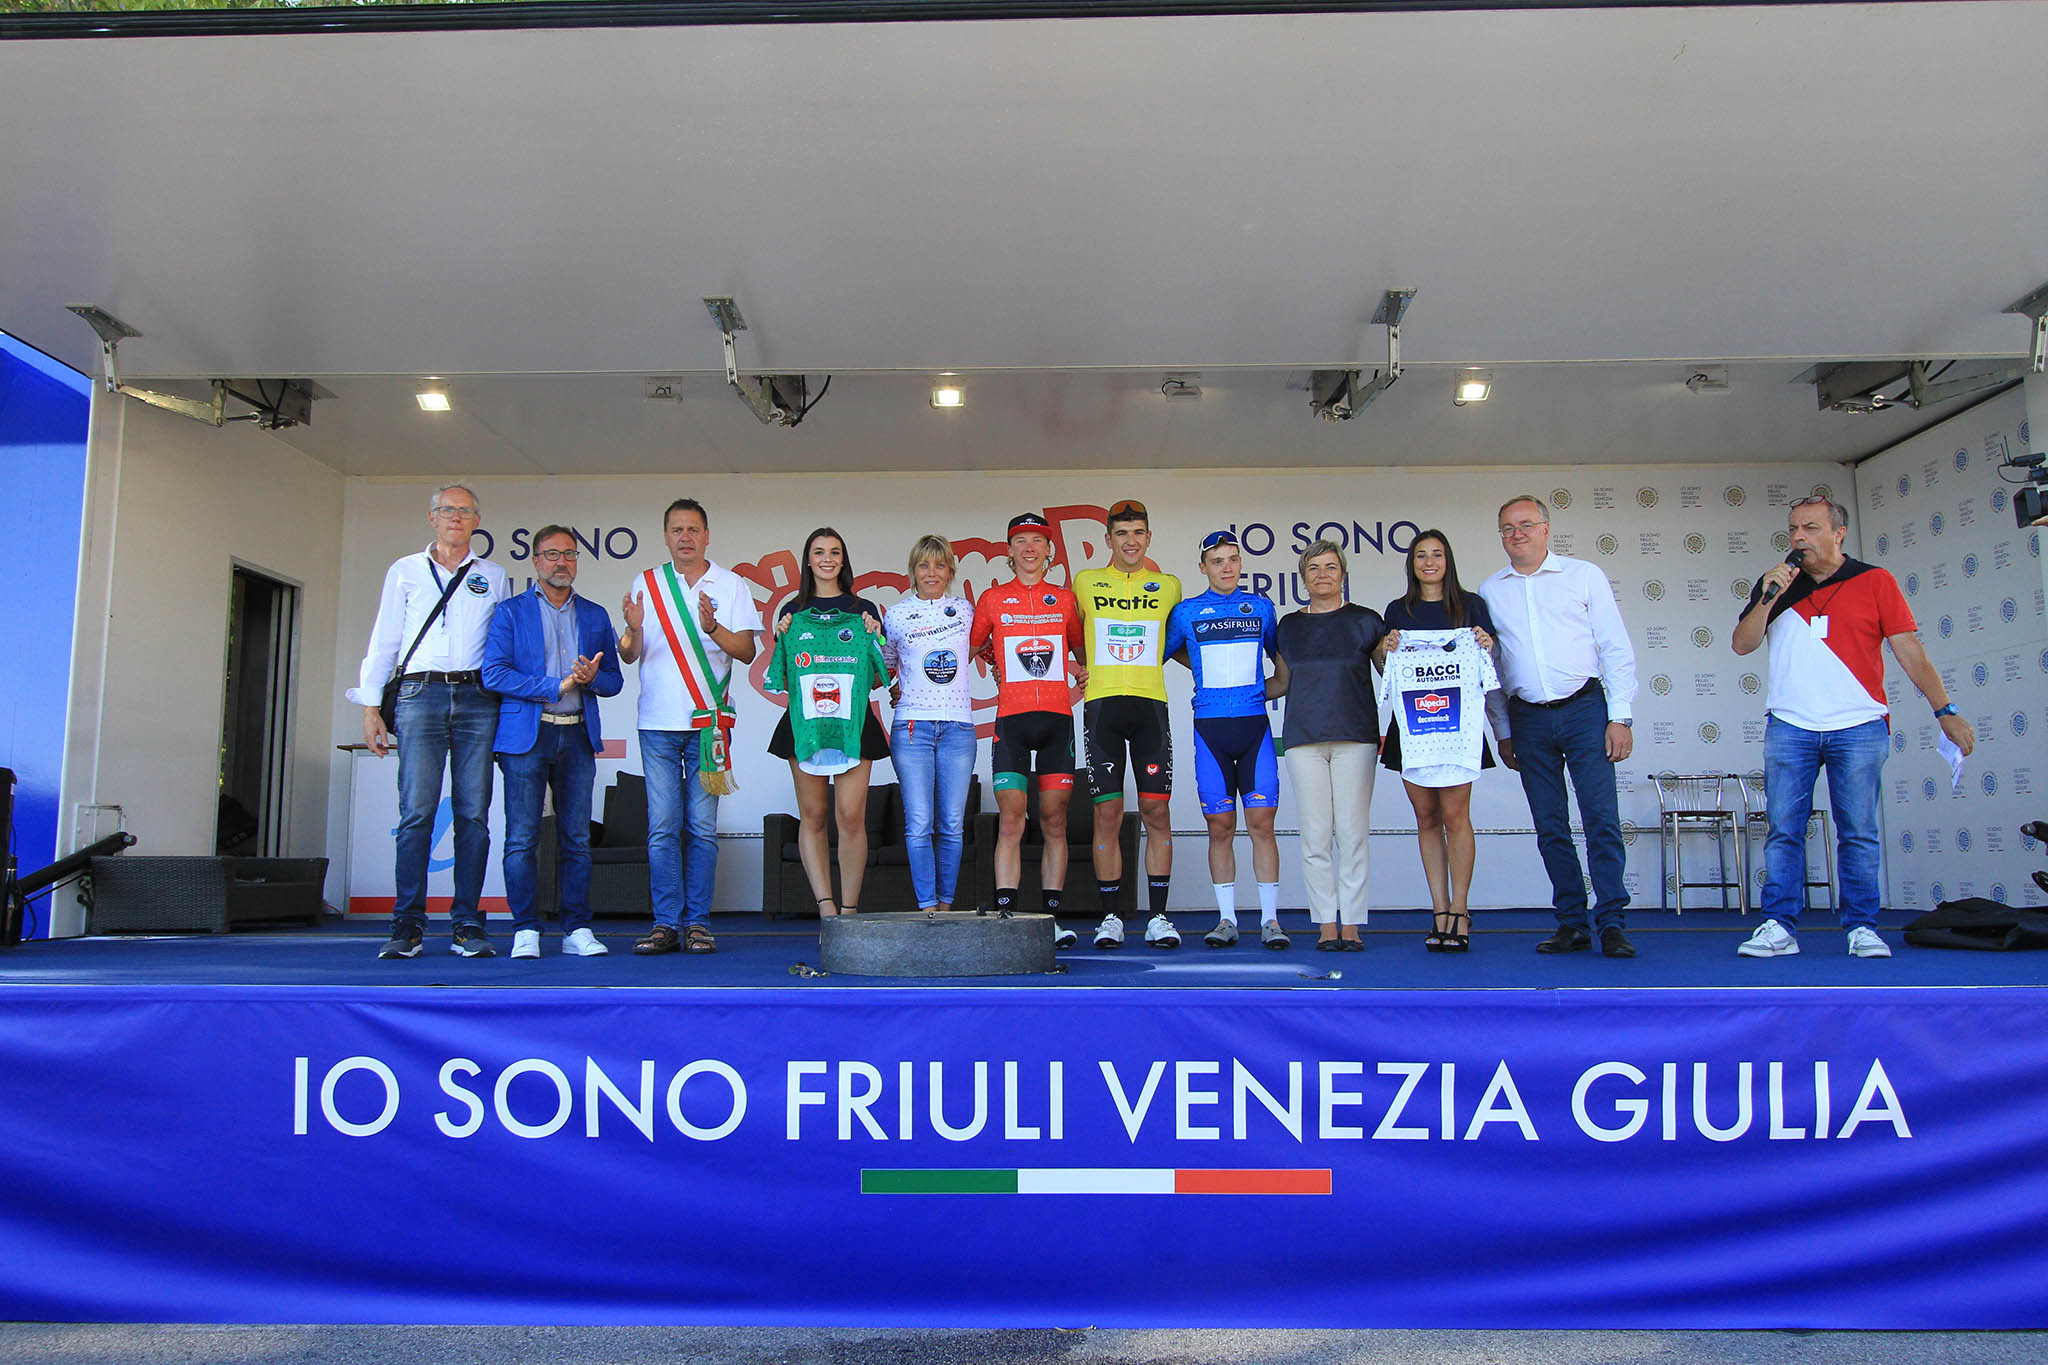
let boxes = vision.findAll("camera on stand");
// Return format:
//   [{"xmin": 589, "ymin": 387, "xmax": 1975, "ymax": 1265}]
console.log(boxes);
[{"xmin": 2005, "ymin": 453, "xmax": 2048, "ymax": 528}]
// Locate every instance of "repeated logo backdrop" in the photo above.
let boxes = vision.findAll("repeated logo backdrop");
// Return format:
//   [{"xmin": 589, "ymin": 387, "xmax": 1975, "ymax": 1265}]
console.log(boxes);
[
  {"xmin": 336, "ymin": 461, "xmax": 1851, "ymax": 913},
  {"xmin": 1854, "ymin": 388, "xmax": 2047, "ymax": 912}
]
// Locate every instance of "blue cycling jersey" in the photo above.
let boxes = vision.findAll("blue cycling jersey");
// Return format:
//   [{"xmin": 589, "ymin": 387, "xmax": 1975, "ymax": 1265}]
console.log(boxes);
[{"xmin": 1165, "ymin": 588, "xmax": 1277, "ymax": 719}]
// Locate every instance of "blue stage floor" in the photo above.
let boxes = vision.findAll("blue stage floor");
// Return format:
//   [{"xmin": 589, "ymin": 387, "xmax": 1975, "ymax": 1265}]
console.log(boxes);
[{"xmin": 6, "ymin": 908, "xmax": 2044, "ymax": 990}]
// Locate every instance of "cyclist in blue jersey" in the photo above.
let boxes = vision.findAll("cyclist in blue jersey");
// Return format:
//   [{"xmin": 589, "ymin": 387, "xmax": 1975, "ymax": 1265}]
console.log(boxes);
[{"xmin": 1164, "ymin": 530, "xmax": 1287, "ymax": 950}]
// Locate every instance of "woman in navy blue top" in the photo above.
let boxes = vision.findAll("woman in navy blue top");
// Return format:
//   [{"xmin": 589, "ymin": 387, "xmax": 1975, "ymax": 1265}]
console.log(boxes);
[{"xmin": 1381, "ymin": 531, "xmax": 1503, "ymax": 953}]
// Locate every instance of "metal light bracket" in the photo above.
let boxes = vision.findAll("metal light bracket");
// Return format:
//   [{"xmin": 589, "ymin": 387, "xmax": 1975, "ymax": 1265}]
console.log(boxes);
[
  {"xmin": 1311, "ymin": 288, "xmax": 1415, "ymax": 421},
  {"xmin": 2005, "ymin": 281, "xmax": 2048, "ymax": 373}
]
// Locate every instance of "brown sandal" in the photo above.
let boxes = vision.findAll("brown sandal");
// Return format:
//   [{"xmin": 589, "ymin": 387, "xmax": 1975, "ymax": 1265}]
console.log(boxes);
[
  {"xmin": 633, "ymin": 925, "xmax": 680, "ymax": 955},
  {"xmin": 684, "ymin": 924, "xmax": 717, "ymax": 954}
]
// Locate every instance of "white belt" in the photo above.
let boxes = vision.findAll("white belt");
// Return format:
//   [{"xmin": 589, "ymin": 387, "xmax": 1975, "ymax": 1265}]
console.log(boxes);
[{"xmin": 540, "ymin": 712, "xmax": 583, "ymax": 726}]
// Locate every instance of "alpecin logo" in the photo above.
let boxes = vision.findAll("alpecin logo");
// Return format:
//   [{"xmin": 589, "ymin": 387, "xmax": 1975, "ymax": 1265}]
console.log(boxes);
[
  {"xmin": 1930, "ymin": 511, "xmax": 1946, "ymax": 536},
  {"xmin": 1597, "ymin": 534, "xmax": 1619, "ymax": 556},
  {"xmin": 1900, "ymin": 831, "xmax": 1914, "ymax": 854},
  {"xmin": 1739, "ymin": 673, "xmax": 1761, "ymax": 695},
  {"xmin": 1922, "ymin": 778, "xmax": 1938, "ymax": 801},
  {"xmin": 1897, "ymin": 474, "xmax": 1912, "ymax": 497},
  {"xmin": 1876, "ymin": 534, "xmax": 1890, "ymax": 557},
  {"xmin": 1772, "ymin": 531, "xmax": 1792, "ymax": 553},
  {"xmin": 1955, "ymin": 448, "xmax": 1970, "ymax": 472},
  {"xmin": 1636, "ymin": 487, "xmax": 1658, "ymax": 509},
  {"xmin": 2012, "ymin": 711, "xmax": 2029, "ymax": 739},
  {"xmin": 1415, "ymin": 692, "xmax": 1452, "ymax": 715},
  {"xmin": 1650, "ymin": 675, "xmax": 1672, "ymax": 696},
  {"xmin": 1733, "ymin": 578, "xmax": 1753, "ymax": 600},
  {"xmin": 1962, "ymin": 553, "xmax": 1979, "ymax": 578},
  {"xmin": 1698, "ymin": 722, "xmax": 1720, "ymax": 743},
  {"xmin": 1551, "ymin": 489, "xmax": 1573, "ymax": 510},
  {"xmin": 1937, "ymin": 615, "xmax": 1954, "ymax": 639},
  {"xmin": 1692, "ymin": 627, "xmax": 1713, "ymax": 648},
  {"xmin": 1973, "ymin": 663, "xmax": 1990, "ymax": 687},
  {"xmin": 1723, "ymin": 486, "xmax": 1746, "ymax": 507},
  {"xmin": 1642, "ymin": 580, "xmax": 1666, "ymax": 601},
  {"xmin": 1957, "ymin": 828, "xmax": 1973, "ymax": 853},
  {"xmin": 1982, "ymin": 772, "xmax": 1998, "ymax": 797},
  {"xmin": 1684, "ymin": 533, "xmax": 1706, "ymax": 555},
  {"xmin": 1904, "ymin": 573, "xmax": 1920, "ymax": 596}
]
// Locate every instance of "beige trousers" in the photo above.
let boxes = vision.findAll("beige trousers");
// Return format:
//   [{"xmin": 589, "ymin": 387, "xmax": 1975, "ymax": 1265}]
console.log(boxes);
[{"xmin": 1286, "ymin": 740, "xmax": 1375, "ymax": 924}]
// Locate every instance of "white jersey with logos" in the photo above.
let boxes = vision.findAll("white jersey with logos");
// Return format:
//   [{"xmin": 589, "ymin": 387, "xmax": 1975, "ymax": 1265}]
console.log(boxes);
[
  {"xmin": 882, "ymin": 594, "xmax": 975, "ymax": 723},
  {"xmin": 1378, "ymin": 628, "xmax": 1501, "ymax": 787}
]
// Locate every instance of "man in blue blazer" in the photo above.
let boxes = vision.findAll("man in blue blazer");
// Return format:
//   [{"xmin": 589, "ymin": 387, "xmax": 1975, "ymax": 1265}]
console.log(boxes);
[{"xmin": 483, "ymin": 525, "xmax": 624, "ymax": 958}]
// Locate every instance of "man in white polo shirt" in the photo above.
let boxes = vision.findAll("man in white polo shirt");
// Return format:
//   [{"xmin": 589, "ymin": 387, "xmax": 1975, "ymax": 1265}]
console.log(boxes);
[
  {"xmin": 1478, "ymin": 494, "xmax": 1640, "ymax": 959},
  {"xmin": 349, "ymin": 482, "xmax": 511, "ymax": 960},
  {"xmin": 618, "ymin": 498, "xmax": 762, "ymax": 956},
  {"xmin": 1732, "ymin": 495, "xmax": 1975, "ymax": 959}
]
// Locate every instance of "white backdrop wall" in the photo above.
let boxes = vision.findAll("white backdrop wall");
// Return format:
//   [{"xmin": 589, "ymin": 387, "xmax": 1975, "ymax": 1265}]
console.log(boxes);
[
  {"xmin": 332, "ymin": 461, "xmax": 1847, "ymax": 917},
  {"xmin": 1853, "ymin": 387, "xmax": 2048, "ymax": 912},
  {"xmin": 55, "ymin": 395, "xmax": 346, "ymax": 935}
]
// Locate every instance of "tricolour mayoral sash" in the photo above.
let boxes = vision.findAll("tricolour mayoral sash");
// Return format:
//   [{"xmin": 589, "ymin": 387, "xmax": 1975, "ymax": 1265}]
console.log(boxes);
[{"xmin": 643, "ymin": 564, "xmax": 738, "ymax": 795}]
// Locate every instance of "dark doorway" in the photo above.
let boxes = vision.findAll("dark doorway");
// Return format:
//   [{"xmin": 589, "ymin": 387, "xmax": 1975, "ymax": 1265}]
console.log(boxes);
[{"xmin": 218, "ymin": 566, "xmax": 299, "ymax": 856}]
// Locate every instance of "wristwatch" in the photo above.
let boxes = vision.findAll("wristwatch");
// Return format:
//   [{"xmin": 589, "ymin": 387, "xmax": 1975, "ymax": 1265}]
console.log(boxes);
[
  {"xmin": 1933, "ymin": 703, "xmax": 1959, "ymax": 719},
  {"xmin": 1614, "ymin": 718, "xmax": 1633, "ymax": 728}
]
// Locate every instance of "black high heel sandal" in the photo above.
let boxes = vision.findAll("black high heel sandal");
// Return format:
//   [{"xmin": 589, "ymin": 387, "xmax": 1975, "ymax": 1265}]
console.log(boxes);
[
  {"xmin": 1440, "ymin": 911, "xmax": 1471, "ymax": 953},
  {"xmin": 1426, "ymin": 911, "xmax": 1451, "ymax": 953}
]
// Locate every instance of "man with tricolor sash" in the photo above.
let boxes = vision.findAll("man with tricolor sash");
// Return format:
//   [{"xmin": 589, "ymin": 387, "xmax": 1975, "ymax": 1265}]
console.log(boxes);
[{"xmin": 618, "ymin": 498, "xmax": 763, "ymax": 955}]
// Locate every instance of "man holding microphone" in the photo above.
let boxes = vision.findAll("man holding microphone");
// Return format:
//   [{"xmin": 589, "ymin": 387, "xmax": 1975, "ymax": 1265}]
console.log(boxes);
[{"xmin": 1732, "ymin": 495, "xmax": 1975, "ymax": 959}]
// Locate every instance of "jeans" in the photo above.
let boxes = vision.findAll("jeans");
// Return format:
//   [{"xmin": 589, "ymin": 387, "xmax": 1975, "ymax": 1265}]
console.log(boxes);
[
  {"xmin": 891, "ymin": 717, "xmax": 978, "ymax": 908},
  {"xmin": 641, "ymin": 727, "xmax": 720, "ymax": 928},
  {"xmin": 1762, "ymin": 715, "xmax": 1888, "ymax": 930},
  {"xmin": 392, "ymin": 677, "xmax": 498, "ymax": 933},
  {"xmin": 1509, "ymin": 689, "xmax": 1628, "ymax": 931},
  {"xmin": 498, "ymin": 722, "xmax": 596, "ymax": 934}
]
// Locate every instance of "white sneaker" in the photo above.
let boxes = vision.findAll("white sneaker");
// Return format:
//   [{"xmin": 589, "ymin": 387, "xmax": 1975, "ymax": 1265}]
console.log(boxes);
[
  {"xmin": 1052, "ymin": 923, "xmax": 1079, "ymax": 950},
  {"xmin": 510, "ymin": 929, "xmax": 541, "ymax": 960},
  {"xmin": 1846, "ymin": 925, "xmax": 1893, "ymax": 959},
  {"xmin": 1093, "ymin": 914, "xmax": 1124, "ymax": 949},
  {"xmin": 561, "ymin": 927, "xmax": 610, "ymax": 957},
  {"xmin": 1737, "ymin": 919, "xmax": 1798, "ymax": 958},
  {"xmin": 1145, "ymin": 914, "xmax": 1181, "ymax": 949}
]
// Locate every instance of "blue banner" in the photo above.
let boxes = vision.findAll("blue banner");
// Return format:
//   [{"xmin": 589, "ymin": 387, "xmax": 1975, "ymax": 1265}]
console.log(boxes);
[{"xmin": 1, "ymin": 985, "xmax": 2044, "ymax": 1327}]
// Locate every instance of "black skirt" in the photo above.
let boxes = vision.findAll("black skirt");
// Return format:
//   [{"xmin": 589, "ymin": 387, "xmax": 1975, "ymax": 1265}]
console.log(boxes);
[{"xmin": 767, "ymin": 706, "xmax": 891, "ymax": 762}]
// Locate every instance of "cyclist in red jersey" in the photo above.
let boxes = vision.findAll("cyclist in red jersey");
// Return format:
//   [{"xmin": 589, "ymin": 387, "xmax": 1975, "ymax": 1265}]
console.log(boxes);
[{"xmin": 969, "ymin": 513, "xmax": 1087, "ymax": 944}]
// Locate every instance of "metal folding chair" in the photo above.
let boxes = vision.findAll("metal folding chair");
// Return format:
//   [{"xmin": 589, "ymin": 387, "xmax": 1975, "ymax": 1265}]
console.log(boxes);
[{"xmin": 1652, "ymin": 773, "xmax": 1744, "ymax": 913}]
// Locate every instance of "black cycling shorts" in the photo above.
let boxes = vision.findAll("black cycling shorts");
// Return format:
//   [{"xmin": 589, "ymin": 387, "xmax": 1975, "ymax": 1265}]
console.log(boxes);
[
  {"xmin": 991, "ymin": 710, "xmax": 1076, "ymax": 794},
  {"xmin": 1083, "ymin": 696, "xmax": 1173, "ymax": 802}
]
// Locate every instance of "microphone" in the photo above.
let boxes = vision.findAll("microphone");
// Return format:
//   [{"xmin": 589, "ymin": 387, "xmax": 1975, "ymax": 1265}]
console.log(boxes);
[{"xmin": 1762, "ymin": 548, "xmax": 1807, "ymax": 602}]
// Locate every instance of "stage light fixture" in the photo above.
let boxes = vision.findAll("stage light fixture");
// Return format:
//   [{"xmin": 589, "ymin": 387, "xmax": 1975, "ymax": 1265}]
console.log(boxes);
[
  {"xmin": 930, "ymin": 377, "xmax": 965, "ymax": 410},
  {"xmin": 416, "ymin": 387, "xmax": 451, "ymax": 412},
  {"xmin": 1453, "ymin": 369, "xmax": 1493, "ymax": 406},
  {"xmin": 701, "ymin": 295, "xmax": 830, "ymax": 428}
]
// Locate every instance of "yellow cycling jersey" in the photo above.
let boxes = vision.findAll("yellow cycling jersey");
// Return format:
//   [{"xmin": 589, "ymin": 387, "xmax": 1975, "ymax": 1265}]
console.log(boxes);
[{"xmin": 1072, "ymin": 564, "xmax": 1183, "ymax": 702}]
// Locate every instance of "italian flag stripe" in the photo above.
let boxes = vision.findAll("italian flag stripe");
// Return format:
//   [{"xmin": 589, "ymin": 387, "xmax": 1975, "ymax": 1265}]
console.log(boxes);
[{"xmin": 861, "ymin": 1168, "xmax": 1330, "ymax": 1195}]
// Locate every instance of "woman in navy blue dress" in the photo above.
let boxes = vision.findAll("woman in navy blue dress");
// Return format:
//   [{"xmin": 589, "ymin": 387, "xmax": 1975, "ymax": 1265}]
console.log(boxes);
[{"xmin": 1381, "ymin": 531, "xmax": 1505, "ymax": 952}]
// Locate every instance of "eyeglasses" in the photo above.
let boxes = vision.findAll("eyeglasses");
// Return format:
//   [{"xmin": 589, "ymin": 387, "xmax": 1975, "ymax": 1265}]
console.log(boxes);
[
  {"xmin": 1499, "ymin": 520, "xmax": 1546, "ymax": 538},
  {"xmin": 431, "ymin": 506, "xmax": 480, "ymax": 520},
  {"xmin": 535, "ymin": 549, "xmax": 579, "ymax": 563}
]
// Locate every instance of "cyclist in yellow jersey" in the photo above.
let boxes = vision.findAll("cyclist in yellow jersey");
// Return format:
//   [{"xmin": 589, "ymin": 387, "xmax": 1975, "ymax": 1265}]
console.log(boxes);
[{"xmin": 1072, "ymin": 499, "xmax": 1183, "ymax": 948}]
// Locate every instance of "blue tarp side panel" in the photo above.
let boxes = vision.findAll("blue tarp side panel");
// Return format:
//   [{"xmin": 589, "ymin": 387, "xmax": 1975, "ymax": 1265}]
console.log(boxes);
[
  {"xmin": 0, "ymin": 984, "xmax": 2041, "ymax": 1328},
  {"xmin": 0, "ymin": 331, "xmax": 90, "ymax": 908}
]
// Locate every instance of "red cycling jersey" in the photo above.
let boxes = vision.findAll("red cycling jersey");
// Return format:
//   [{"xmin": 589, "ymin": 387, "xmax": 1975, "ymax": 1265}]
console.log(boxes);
[{"xmin": 969, "ymin": 579, "xmax": 1084, "ymax": 717}]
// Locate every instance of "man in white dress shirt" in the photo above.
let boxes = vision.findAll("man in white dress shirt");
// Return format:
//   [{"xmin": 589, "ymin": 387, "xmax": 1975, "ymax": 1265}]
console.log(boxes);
[
  {"xmin": 1478, "ymin": 495, "xmax": 1640, "ymax": 958},
  {"xmin": 348, "ymin": 483, "xmax": 512, "ymax": 960}
]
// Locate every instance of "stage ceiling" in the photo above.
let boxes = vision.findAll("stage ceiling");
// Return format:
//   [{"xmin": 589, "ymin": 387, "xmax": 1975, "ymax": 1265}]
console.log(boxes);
[{"xmin": 2, "ymin": 2, "xmax": 2044, "ymax": 474}]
